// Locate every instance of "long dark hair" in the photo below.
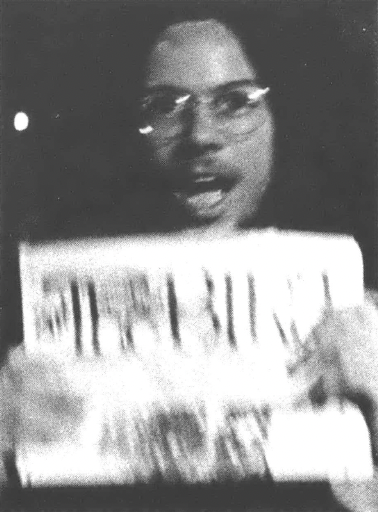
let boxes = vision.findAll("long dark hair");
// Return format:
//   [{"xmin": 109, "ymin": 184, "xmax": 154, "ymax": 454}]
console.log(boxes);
[
  {"xmin": 127, "ymin": 2, "xmax": 375, "ymax": 243},
  {"xmin": 127, "ymin": 4, "xmax": 292, "ymax": 231}
]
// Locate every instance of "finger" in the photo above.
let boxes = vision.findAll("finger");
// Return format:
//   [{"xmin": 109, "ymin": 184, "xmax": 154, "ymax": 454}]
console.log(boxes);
[
  {"xmin": 317, "ymin": 301, "xmax": 378, "ymax": 396},
  {"xmin": 3, "ymin": 348, "xmax": 86, "ymax": 445},
  {"xmin": 330, "ymin": 473, "xmax": 378, "ymax": 512},
  {"xmin": 0, "ymin": 355, "xmax": 18, "ymax": 452},
  {"xmin": 312, "ymin": 302, "xmax": 378, "ymax": 454},
  {"xmin": 6, "ymin": 346, "xmax": 69, "ymax": 392}
]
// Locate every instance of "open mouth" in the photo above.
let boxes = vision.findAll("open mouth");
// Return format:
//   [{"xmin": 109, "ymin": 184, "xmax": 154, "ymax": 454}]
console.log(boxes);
[{"xmin": 173, "ymin": 176, "xmax": 235, "ymax": 215}]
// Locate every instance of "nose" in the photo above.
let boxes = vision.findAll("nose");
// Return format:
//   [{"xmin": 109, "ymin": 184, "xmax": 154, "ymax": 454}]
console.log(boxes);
[{"xmin": 184, "ymin": 102, "xmax": 224, "ymax": 150}]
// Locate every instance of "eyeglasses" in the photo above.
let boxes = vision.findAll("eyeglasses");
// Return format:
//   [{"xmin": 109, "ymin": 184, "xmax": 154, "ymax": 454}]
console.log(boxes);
[{"xmin": 138, "ymin": 83, "xmax": 270, "ymax": 141}]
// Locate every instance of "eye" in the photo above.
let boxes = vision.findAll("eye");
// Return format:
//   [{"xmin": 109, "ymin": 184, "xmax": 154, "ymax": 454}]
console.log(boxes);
[
  {"xmin": 215, "ymin": 90, "xmax": 254, "ymax": 116},
  {"xmin": 141, "ymin": 93, "xmax": 189, "ymax": 119},
  {"xmin": 215, "ymin": 87, "xmax": 268, "ymax": 117}
]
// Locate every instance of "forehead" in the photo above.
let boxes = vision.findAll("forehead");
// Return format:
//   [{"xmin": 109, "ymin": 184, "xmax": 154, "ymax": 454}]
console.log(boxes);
[{"xmin": 145, "ymin": 20, "xmax": 257, "ymax": 92}]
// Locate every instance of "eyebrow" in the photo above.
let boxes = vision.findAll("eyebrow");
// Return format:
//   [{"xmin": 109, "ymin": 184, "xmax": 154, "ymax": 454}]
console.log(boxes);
[
  {"xmin": 143, "ymin": 79, "xmax": 262, "ymax": 97},
  {"xmin": 212, "ymin": 79, "xmax": 262, "ymax": 94}
]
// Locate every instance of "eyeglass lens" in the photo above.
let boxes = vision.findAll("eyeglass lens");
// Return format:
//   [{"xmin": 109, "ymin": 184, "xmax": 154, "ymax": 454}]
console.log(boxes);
[{"xmin": 139, "ymin": 85, "xmax": 270, "ymax": 139}]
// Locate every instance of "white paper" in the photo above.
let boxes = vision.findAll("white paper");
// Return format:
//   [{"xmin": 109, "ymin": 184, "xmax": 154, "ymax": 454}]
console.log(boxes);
[
  {"xmin": 19, "ymin": 230, "xmax": 364, "ymax": 359},
  {"xmin": 17, "ymin": 230, "xmax": 371, "ymax": 486}
]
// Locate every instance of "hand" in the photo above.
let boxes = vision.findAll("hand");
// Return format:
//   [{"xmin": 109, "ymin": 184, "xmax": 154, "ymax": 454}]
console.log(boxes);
[
  {"xmin": 309, "ymin": 293, "xmax": 378, "ymax": 511},
  {"xmin": 0, "ymin": 346, "xmax": 85, "ymax": 488}
]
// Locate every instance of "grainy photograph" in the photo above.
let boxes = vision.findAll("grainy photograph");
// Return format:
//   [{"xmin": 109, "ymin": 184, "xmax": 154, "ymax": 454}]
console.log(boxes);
[{"xmin": 0, "ymin": 1, "xmax": 378, "ymax": 510}]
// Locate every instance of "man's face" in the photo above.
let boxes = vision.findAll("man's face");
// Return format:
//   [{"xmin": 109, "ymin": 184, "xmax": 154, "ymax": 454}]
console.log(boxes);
[{"xmin": 143, "ymin": 20, "xmax": 275, "ymax": 230}]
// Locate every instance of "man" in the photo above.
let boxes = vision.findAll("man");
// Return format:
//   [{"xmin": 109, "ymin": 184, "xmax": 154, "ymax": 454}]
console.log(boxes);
[
  {"xmin": 139, "ymin": 22, "xmax": 378, "ymax": 511},
  {"xmin": 138, "ymin": 19, "xmax": 274, "ymax": 233},
  {"xmin": 1, "ymin": 17, "xmax": 377, "ymax": 511}
]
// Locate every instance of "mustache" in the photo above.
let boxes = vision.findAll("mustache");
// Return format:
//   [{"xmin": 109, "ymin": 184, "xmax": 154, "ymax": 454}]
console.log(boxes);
[
  {"xmin": 167, "ymin": 166, "xmax": 237, "ymax": 194},
  {"xmin": 172, "ymin": 153, "xmax": 228, "ymax": 176},
  {"xmin": 162, "ymin": 156, "xmax": 239, "ymax": 193},
  {"xmin": 173, "ymin": 140, "xmax": 222, "ymax": 162}
]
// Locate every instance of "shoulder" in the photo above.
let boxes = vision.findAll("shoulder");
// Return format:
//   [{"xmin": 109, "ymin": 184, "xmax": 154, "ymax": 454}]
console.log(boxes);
[
  {"xmin": 318, "ymin": 289, "xmax": 378, "ymax": 334},
  {"xmin": 313, "ymin": 289, "xmax": 378, "ymax": 352},
  {"xmin": 365, "ymin": 288, "xmax": 378, "ymax": 311},
  {"xmin": 307, "ymin": 288, "xmax": 378, "ymax": 401}
]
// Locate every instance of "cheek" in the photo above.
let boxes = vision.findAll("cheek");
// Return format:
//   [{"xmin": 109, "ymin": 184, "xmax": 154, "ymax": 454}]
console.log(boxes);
[
  {"xmin": 147, "ymin": 140, "xmax": 176, "ymax": 170},
  {"xmin": 226, "ymin": 126, "xmax": 275, "ymax": 183}
]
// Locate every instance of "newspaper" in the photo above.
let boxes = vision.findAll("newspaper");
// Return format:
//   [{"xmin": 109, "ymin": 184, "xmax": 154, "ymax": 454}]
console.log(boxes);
[{"xmin": 16, "ymin": 230, "xmax": 372, "ymax": 486}]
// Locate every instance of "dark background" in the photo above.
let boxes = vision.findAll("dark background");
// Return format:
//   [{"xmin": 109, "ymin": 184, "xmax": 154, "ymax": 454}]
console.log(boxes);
[
  {"xmin": 0, "ymin": 3, "xmax": 377, "ymax": 506},
  {"xmin": 1, "ymin": 0, "xmax": 377, "ymax": 280}
]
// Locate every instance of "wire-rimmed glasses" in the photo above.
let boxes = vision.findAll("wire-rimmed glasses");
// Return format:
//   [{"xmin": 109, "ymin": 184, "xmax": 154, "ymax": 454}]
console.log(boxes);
[{"xmin": 138, "ymin": 82, "xmax": 271, "ymax": 141}]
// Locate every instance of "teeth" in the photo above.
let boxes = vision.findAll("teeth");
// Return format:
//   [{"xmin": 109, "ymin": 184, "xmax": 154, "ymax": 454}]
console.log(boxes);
[
  {"xmin": 175, "ymin": 190, "xmax": 224, "ymax": 212},
  {"xmin": 195, "ymin": 177, "xmax": 216, "ymax": 184}
]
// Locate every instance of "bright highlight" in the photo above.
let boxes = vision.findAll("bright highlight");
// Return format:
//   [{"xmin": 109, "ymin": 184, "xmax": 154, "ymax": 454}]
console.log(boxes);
[{"xmin": 14, "ymin": 112, "xmax": 29, "ymax": 131}]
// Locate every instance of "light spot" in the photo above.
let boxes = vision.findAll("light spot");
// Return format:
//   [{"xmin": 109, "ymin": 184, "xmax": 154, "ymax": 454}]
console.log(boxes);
[
  {"xmin": 139, "ymin": 125, "xmax": 154, "ymax": 135},
  {"xmin": 14, "ymin": 112, "xmax": 29, "ymax": 131}
]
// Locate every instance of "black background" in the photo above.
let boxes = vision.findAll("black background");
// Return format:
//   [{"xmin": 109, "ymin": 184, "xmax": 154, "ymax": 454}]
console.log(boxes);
[
  {"xmin": 0, "ymin": 3, "xmax": 377, "ymax": 505},
  {"xmin": 1, "ymin": 0, "xmax": 377, "ymax": 286}
]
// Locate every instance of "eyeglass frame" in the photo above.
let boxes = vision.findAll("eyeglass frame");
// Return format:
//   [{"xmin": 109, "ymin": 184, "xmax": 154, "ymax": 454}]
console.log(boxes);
[{"xmin": 138, "ymin": 81, "xmax": 271, "ymax": 142}]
